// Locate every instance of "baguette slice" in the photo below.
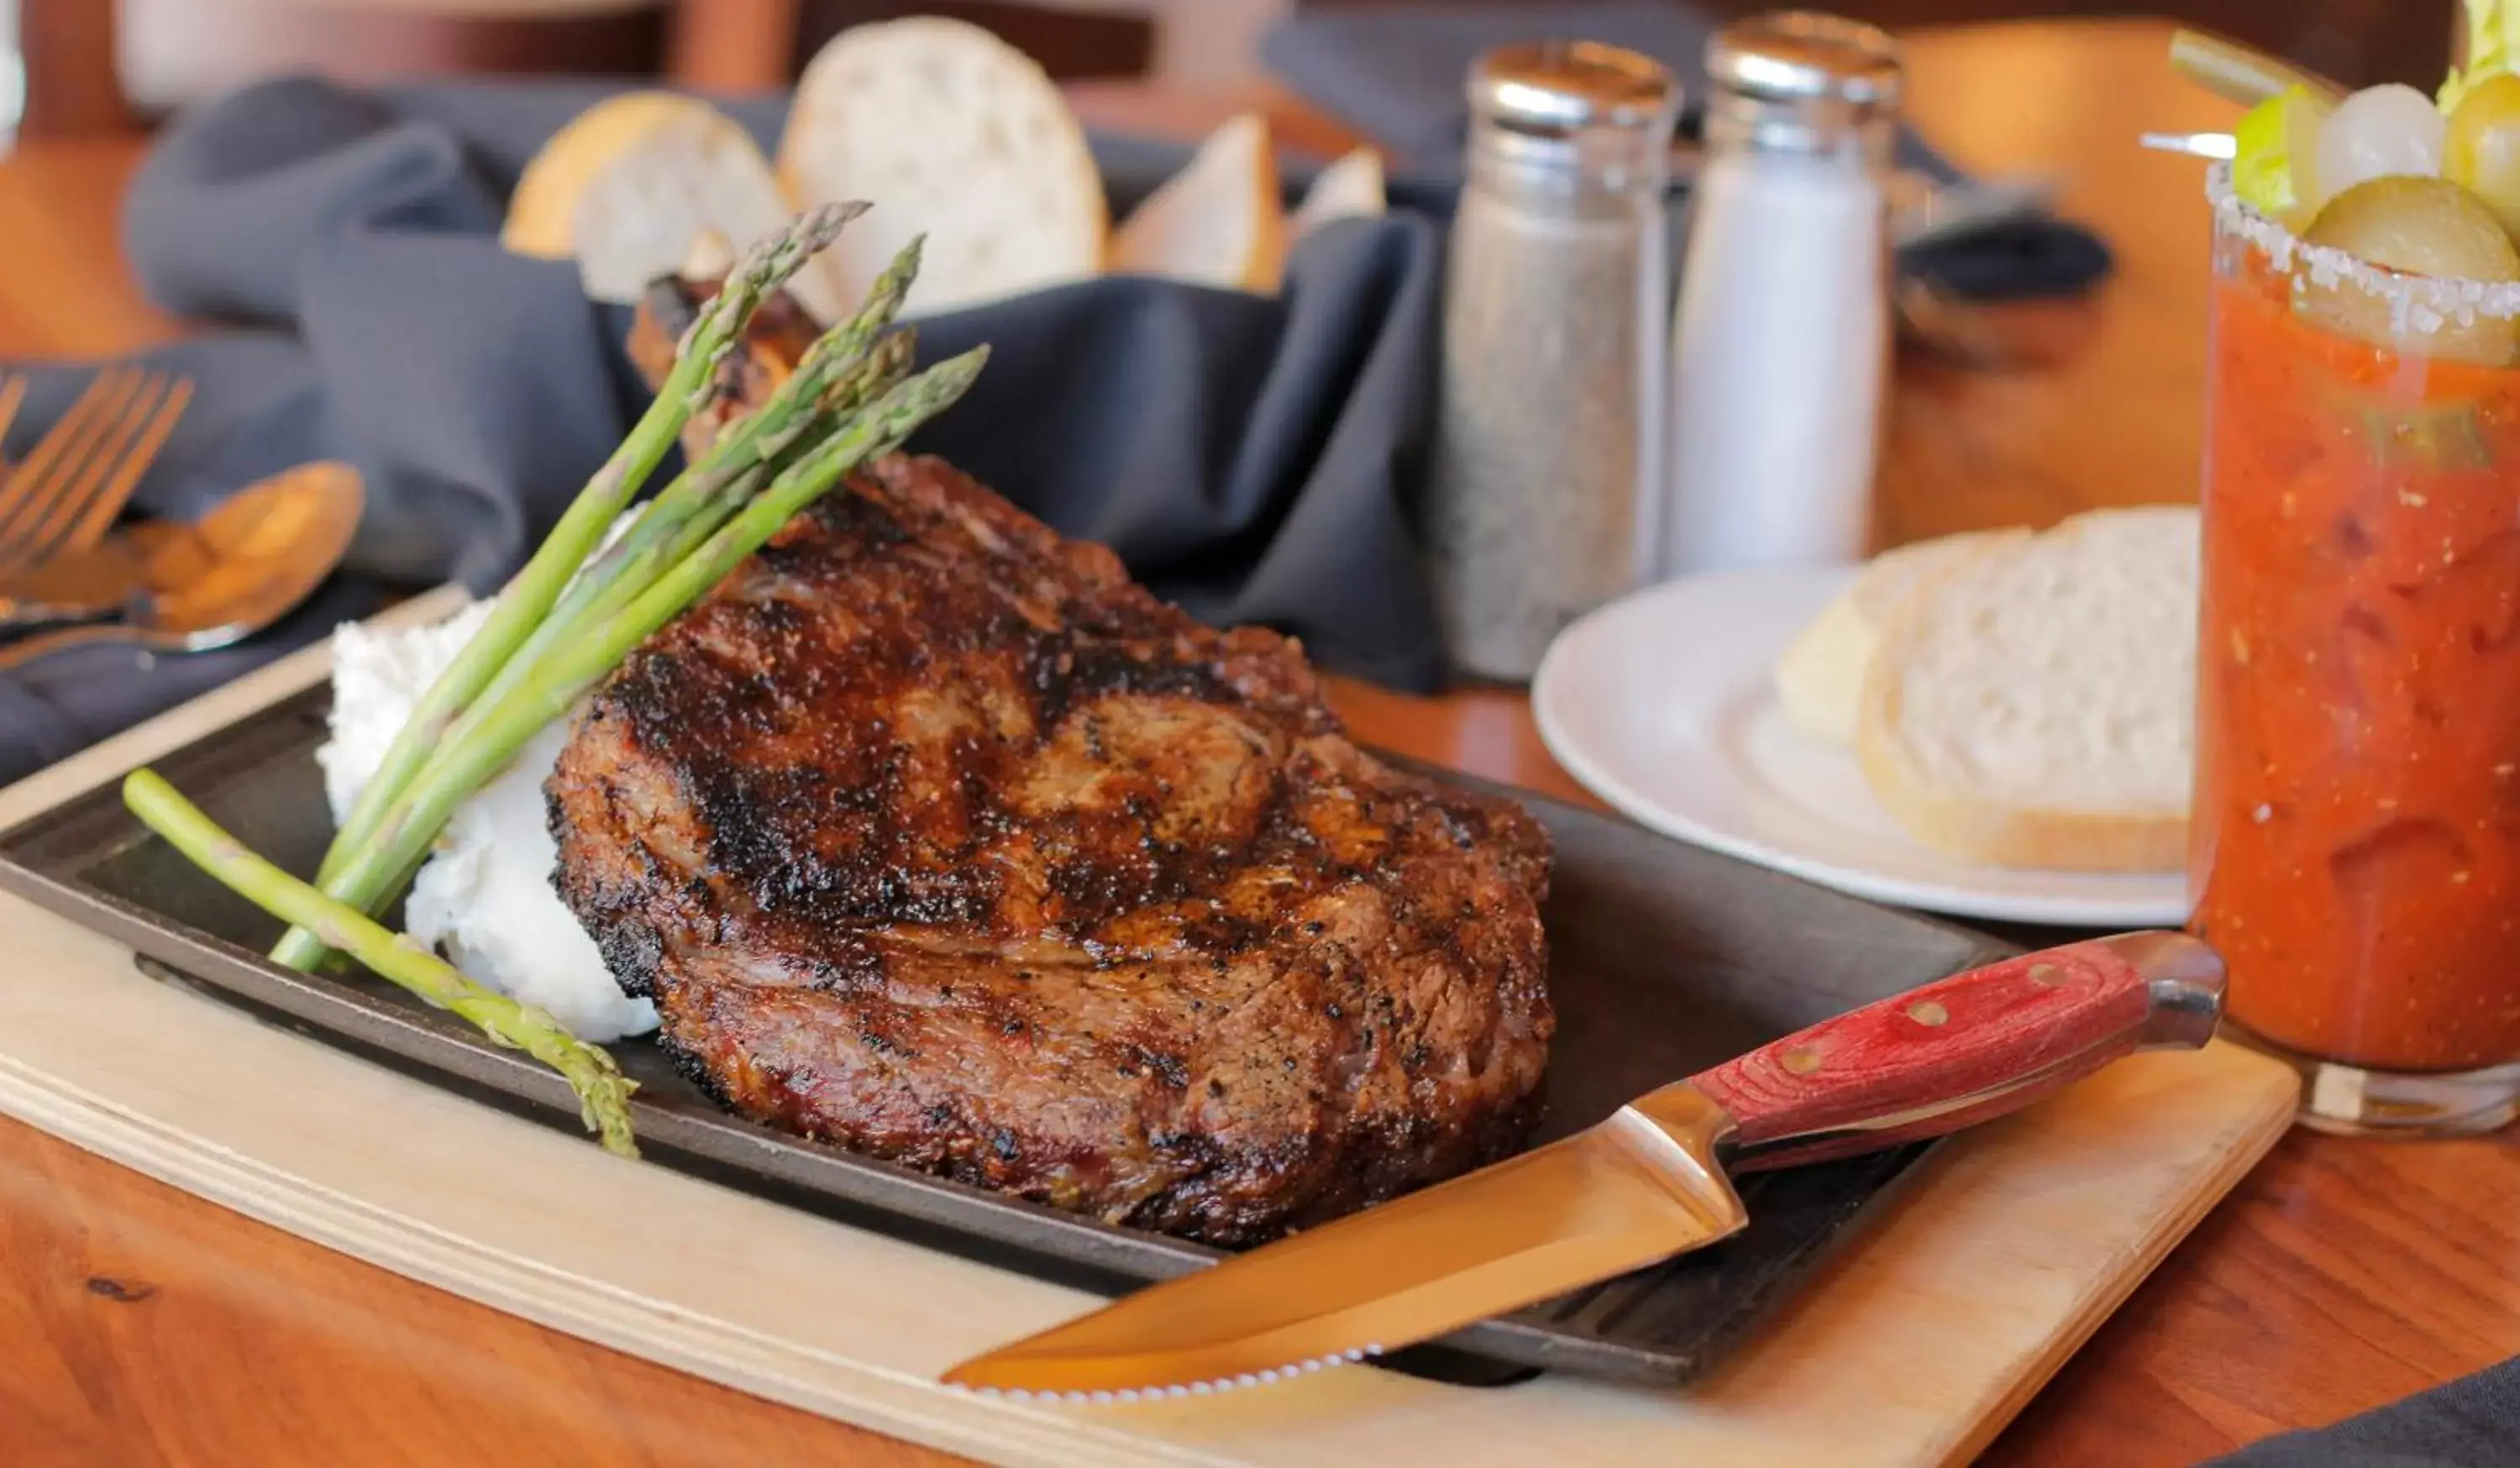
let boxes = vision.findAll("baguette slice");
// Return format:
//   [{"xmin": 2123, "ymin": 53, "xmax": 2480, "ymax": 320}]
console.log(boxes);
[
  {"xmin": 1110, "ymin": 112, "xmax": 1286, "ymax": 292},
  {"xmin": 1856, "ymin": 506, "xmax": 2200, "ymax": 873},
  {"xmin": 1288, "ymin": 146, "xmax": 1387, "ymax": 244},
  {"xmin": 1773, "ymin": 529, "xmax": 2017, "ymax": 747},
  {"xmin": 504, "ymin": 92, "xmax": 846, "ymax": 322},
  {"xmin": 778, "ymin": 17, "xmax": 1105, "ymax": 317}
]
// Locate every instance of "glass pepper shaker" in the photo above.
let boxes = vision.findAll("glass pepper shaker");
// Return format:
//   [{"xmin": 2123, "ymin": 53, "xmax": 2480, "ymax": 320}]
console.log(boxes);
[{"xmin": 1425, "ymin": 40, "xmax": 1681, "ymax": 683}]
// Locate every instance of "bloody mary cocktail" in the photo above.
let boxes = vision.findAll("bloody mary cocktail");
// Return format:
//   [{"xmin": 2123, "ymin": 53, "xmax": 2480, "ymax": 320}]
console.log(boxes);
[{"xmin": 2194, "ymin": 166, "xmax": 2520, "ymax": 1133}]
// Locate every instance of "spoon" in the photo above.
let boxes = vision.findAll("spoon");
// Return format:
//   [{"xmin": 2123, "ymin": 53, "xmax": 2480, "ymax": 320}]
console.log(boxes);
[{"xmin": 0, "ymin": 461, "xmax": 365, "ymax": 672}]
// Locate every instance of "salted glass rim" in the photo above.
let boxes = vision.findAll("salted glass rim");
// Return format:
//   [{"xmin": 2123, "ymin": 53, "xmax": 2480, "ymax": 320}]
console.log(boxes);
[{"xmin": 2208, "ymin": 162, "xmax": 2520, "ymax": 325}]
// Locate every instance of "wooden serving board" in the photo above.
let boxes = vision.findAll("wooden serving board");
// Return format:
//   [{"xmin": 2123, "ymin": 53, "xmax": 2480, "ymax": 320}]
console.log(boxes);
[{"xmin": 0, "ymin": 591, "xmax": 2300, "ymax": 1468}]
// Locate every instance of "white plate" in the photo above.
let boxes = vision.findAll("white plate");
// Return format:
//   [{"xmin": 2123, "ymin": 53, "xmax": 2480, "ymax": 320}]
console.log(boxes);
[{"xmin": 1530, "ymin": 568, "xmax": 2190, "ymax": 927}]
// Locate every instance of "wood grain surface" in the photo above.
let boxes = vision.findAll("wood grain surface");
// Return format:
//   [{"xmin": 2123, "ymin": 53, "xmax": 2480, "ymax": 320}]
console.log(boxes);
[{"xmin": 0, "ymin": 18, "xmax": 2511, "ymax": 1467}]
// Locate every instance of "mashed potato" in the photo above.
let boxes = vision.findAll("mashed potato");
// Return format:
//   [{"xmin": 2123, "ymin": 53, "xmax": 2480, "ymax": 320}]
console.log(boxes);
[{"xmin": 318, "ymin": 606, "xmax": 659, "ymax": 1041}]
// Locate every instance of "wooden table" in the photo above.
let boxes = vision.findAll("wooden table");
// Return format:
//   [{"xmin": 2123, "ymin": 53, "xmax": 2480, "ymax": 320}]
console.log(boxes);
[{"xmin": 2, "ymin": 18, "xmax": 2514, "ymax": 1466}]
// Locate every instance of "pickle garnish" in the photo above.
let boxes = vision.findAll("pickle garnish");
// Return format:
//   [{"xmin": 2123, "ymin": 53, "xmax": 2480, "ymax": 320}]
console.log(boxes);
[
  {"xmin": 2296, "ymin": 179, "xmax": 2520, "ymax": 366},
  {"xmin": 2322, "ymin": 382, "xmax": 2498, "ymax": 471},
  {"xmin": 2353, "ymin": 398, "xmax": 2494, "ymax": 470}
]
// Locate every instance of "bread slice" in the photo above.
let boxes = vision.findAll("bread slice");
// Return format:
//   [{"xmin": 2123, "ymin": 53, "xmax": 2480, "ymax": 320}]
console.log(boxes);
[
  {"xmin": 1774, "ymin": 529, "xmax": 2017, "ymax": 747},
  {"xmin": 1856, "ymin": 506, "xmax": 2200, "ymax": 873},
  {"xmin": 1287, "ymin": 146, "xmax": 1387, "ymax": 245},
  {"xmin": 777, "ymin": 17, "xmax": 1105, "ymax": 317},
  {"xmin": 1110, "ymin": 113, "xmax": 1286, "ymax": 293},
  {"xmin": 503, "ymin": 92, "xmax": 847, "ymax": 322}
]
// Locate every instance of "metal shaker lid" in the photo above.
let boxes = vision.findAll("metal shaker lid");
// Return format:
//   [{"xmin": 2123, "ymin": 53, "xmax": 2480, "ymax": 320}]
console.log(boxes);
[
  {"xmin": 1467, "ymin": 40, "xmax": 1677, "ymax": 135},
  {"xmin": 1704, "ymin": 12, "xmax": 1901, "ymax": 156},
  {"xmin": 1709, "ymin": 12, "xmax": 1901, "ymax": 107}
]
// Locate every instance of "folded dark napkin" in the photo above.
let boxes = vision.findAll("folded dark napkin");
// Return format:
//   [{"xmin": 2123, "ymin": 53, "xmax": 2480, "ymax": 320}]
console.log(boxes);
[
  {"xmin": 0, "ymin": 76, "xmax": 1447, "ymax": 789},
  {"xmin": 2208, "ymin": 1355, "xmax": 2520, "ymax": 1467},
  {"xmin": 1264, "ymin": 1, "xmax": 2113, "ymax": 301}
]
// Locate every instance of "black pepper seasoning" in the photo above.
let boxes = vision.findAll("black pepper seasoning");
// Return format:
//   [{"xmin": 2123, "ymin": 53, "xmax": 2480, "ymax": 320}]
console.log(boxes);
[{"xmin": 1426, "ymin": 41, "xmax": 1680, "ymax": 681}]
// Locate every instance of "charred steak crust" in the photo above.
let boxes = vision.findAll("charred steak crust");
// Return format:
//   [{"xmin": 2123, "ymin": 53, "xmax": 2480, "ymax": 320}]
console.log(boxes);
[{"xmin": 549, "ymin": 454, "xmax": 1553, "ymax": 1245}]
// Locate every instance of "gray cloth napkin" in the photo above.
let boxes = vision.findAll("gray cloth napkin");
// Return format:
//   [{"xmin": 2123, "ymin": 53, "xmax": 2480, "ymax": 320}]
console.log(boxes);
[
  {"xmin": 0, "ymin": 76, "xmax": 1448, "ymax": 789},
  {"xmin": 2210, "ymin": 1356, "xmax": 2520, "ymax": 1466},
  {"xmin": 1266, "ymin": 1, "xmax": 2114, "ymax": 301}
]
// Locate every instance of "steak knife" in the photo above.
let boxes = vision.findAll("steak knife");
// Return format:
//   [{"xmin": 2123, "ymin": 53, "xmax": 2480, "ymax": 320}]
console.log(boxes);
[{"xmin": 941, "ymin": 931, "xmax": 2225, "ymax": 1399}]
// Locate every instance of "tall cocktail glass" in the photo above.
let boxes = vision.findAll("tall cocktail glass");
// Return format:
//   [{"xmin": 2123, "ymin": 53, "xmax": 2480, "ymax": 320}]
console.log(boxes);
[{"xmin": 2194, "ymin": 164, "xmax": 2520, "ymax": 1135}]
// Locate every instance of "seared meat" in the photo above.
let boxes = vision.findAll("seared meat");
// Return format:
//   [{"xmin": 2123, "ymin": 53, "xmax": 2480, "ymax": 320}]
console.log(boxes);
[{"xmin": 548, "ymin": 454, "xmax": 1553, "ymax": 1245}]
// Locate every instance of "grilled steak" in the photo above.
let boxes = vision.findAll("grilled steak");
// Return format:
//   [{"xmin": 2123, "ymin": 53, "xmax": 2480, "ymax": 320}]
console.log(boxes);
[{"xmin": 549, "ymin": 455, "xmax": 1553, "ymax": 1245}]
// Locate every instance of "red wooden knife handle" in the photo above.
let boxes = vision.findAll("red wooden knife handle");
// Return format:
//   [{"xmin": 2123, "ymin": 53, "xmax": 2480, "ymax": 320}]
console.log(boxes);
[{"xmin": 1690, "ymin": 931, "xmax": 2225, "ymax": 1173}]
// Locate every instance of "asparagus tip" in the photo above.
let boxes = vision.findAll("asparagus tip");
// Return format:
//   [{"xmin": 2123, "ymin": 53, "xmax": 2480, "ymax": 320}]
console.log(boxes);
[
  {"xmin": 125, "ymin": 765, "xmax": 641, "ymax": 1160},
  {"xmin": 680, "ymin": 202, "xmax": 876, "ymax": 361},
  {"xmin": 931, "ymin": 343, "xmax": 991, "ymax": 391},
  {"xmin": 122, "ymin": 768, "xmax": 165, "ymax": 809},
  {"xmin": 734, "ymin": 200, "xmax": 868, "ymax": 280},
  {"xmin": 791, "ymin": 199, "xmax": 871, "ymax": 254}
]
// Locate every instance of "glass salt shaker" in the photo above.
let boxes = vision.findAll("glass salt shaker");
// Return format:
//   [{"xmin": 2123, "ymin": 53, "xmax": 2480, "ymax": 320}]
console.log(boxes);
[
  {"xmin": 1425, "ymin": 41, "xmax": 1680, "ymax": 683},
  {"xmin": 0, "ymin": 0, "xmax": 21, "ymax": 156},
  {"xmin": 1660, "ymin": 13, "xmax": 1902, "ymax": 578}
]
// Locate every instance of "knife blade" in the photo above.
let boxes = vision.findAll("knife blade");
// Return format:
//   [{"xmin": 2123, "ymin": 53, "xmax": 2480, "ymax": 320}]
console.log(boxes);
[{"xmin": 942, "ymin": 931, "xmax": 2225, "ymax": 1398}]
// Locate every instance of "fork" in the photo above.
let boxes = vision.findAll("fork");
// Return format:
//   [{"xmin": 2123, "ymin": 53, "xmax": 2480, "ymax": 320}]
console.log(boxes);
[
  {"xmin": 0, "ymin": 377, "xmax": 26, "ymax": 455},
  {"xmin": 0, "ymin": 368, "xmax": 194, "ymax": 586}
]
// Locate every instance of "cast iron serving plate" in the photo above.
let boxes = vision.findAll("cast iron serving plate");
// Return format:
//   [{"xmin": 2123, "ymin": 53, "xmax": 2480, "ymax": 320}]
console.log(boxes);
[{"xmin": 0, "ymin": 685, "xmax": 2013, "ymax": 1387}]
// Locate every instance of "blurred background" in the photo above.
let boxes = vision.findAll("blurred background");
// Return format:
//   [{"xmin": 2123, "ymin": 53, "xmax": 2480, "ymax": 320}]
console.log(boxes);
[{"xmin": 1, "ymin": 0, "xmax": 2461, "ymax": 139}]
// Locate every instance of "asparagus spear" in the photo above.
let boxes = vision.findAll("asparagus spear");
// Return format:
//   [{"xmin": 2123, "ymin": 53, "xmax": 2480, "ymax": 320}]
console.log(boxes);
[
  {"xmin": 396, "ymin": 294, "xmax": 920, "ymax": 829},
  {"xmin": 277, "ymin": 205, "xmax": 867, "ymax": 968},
  {"xmin": 504, "ymin": 341, "xmax": 916, "ymax": 697},
  {"xmin": 340, "ymin": 332, "xmax": 916, "ymax": 913},
  {"xmin": 585, "ymin": 345, "xmax": 989, "ymax": 678},
  {"xmin": 523, "ymin": 235, "xmax": 926, "ymax": 665},
  {"xmin": 284, "ymin": 347, "xmax": 992, "ymax": 959},
  {"xmin": 135, "ymin": 204, "xmax": 988, "ymax": 1163},
  {"xmin": 517, "ymin": 316, "xmax": 917, "ymax": 677},
  {"xmin": 301, "ymin": 204, "xmax": 866, "ymax": 902},
  {"xmin": 124, "ymin": 769, "xmax": 639, "ymax": 1158}
]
